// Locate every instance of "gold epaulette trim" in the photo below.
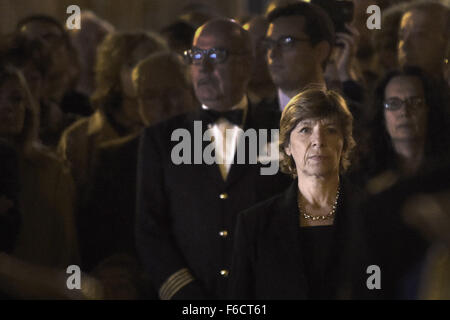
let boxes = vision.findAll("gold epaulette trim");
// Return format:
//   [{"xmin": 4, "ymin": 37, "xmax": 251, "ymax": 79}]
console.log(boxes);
[{"xmin": 159, "ymin": 268, "xmax": 195, "ymax": 300}]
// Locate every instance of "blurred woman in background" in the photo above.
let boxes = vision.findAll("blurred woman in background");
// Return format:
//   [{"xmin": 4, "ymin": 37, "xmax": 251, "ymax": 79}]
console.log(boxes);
[
  {"xmin": 365, "ymin": 66, "xmax": 450, "ymax": 193},
  {"xmin": 57, "ymin": 31, "xmax": 168, "ymax": 190},
  {"xmin": 363, "ymin": 66, "xmax": 450, "ymax": 299},
  {"xmin": 0, "ymin": 63, "xmax": 82, "ymax": 299}
]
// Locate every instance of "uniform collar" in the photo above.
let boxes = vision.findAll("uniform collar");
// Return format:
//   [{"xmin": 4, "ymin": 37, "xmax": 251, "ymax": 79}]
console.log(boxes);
[{"xmin": 201, "ymin": 95, "xmax": 248, "ymax": 111}]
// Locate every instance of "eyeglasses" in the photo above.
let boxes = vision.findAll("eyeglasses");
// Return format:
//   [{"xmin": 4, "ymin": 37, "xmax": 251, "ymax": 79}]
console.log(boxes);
[
  {"xmin": 183, "ymin": 48, "xmax": 248, "ymax": 65},
  {"xmin": 261, "ymin": 36, "xmax": 310, "ymax": 52},
  {"xmin": 383, "ymin": 97, "xmax": 425, "ymax": 111}
]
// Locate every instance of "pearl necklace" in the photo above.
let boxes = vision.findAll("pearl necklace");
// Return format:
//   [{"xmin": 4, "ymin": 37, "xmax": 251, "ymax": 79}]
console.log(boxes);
[{"xmin": 298, "ymin": 187, "xmax": 340, "ymax": 221}]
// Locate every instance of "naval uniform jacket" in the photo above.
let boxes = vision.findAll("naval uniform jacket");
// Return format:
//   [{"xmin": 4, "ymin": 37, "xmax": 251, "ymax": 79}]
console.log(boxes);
[
  {"xmin": 135, "ymin": 104, "xmax": 290, "ymax": 300},
  {"xmin": 228, "ymin": 178, "xmax": 369, "ymax": 300}
]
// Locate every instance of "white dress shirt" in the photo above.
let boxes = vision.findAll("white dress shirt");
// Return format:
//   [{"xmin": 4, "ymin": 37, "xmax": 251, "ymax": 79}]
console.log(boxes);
[{"xmin": 202, "ymin": 96, "xmax": 248, "ymax": 180}]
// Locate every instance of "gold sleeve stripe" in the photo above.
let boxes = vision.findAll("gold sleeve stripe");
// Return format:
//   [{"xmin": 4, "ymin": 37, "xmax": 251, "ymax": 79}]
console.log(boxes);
[
  {"xmin": 163, "ymin": 275, "xmax": 194, "ymax": 300},
  {"xmin": 159, "ymin": 268, "xmax": 195, "ymax": 300}
]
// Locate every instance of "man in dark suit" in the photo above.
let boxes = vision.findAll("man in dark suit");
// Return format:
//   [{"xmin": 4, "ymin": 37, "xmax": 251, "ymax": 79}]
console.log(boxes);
[
  {"xmin": 259, "ymin": 2, "xmax": 335, "ymax": 119},
  {"xmin": 0, "ymin": 142, "xmax": 21, "ymax": 255},
  {"xmin": 259, "ymin": 2, "xmax": 365, "ymax": 127},
  {"xmin": 135, "ymin": 18, "xmax": 289, "ymax": 300}
]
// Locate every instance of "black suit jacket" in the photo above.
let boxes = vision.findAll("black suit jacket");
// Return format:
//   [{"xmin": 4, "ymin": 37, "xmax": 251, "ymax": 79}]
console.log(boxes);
[
  {"xmin": 77, "ymin": 135, "xmax": 141, "ymax": 271},
  {"xmin": 256, "ymin": 88, "xmax": 365, "ymax": 130},
  {"xmin": 228, "ymin": 178, "xmax": 369, "ymax": 300},
  {"xmin": 256, "ymin": 97, "xmax": 281, "ymax": 126},
  {"xmin": 135, "ymin": 105, "xmax": 290, "ymax": 299},
  {"xmin": 0, "ymin": 143, "xmax": 21, "ymax": 254}
]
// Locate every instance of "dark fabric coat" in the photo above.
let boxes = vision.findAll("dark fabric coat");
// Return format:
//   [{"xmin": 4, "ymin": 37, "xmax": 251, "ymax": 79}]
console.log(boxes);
[
  {"xmin": 77, "ymin": 134, "xmax": 140, "ymax": 272},
  {"xmin": 363, "ymin": 163, "xmax": 450, "ymax": 299},
  {"xmin": 0, "ymin": 143, "xmax": 21, "ymax": 254},
  {"xmin": 228, "ymin": 178, "xmax": 370, "ymax": 300}
]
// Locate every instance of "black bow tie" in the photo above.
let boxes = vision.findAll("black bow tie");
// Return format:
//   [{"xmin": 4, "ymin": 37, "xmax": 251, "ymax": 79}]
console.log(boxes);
[{"xmin": 200, "ymin": 109, "xmax": 244, "ymax": 126}]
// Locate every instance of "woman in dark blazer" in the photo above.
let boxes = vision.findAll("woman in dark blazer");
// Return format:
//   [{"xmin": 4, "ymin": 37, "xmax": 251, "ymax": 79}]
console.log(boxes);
[{"xmin": 228, "ymin": 88, "xmax": 368, "ymax": 300}]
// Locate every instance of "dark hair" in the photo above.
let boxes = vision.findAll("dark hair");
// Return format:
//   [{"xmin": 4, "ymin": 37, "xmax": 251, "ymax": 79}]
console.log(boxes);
[
  {"xmin": 0, "ymin": 64, "xmax": 39, "ymax": 151},
  {"xmin": 16, "ymin": 14, "xmax": 72, "ymax": 48},
  {"xmin": 17, "ymin": 14, "xmax": 65, "ymax": 34},
  {"xmin": 91, "ymin": 31, "xmax": 168, "ymax": 113},
  {"xmin": 15, "ymin": 15, "xmax": 80, "ymax": 89},
  {"xmin": 0, "ymin": 33, "xmax": 49, "ymax": 78},
  {"xmin": 403, "ymin": 0, "xmax": 450, "ymax": 38},
  {"xmin": 367, "ymin": 66, "xmax": 450, "ymax": 174},
  {"xmin": 266, "ymin": 1, "xmax": 335, "ymax": 50},
  {"xmin": 160, "ymin": 21, "xmax": 196, "ymax": 54}
]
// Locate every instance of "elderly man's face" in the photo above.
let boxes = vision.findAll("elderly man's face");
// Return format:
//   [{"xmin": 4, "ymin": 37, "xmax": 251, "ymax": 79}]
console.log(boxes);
[
  {"xmin": 190, "ymin": 27, "xmax": 251, "ymax": 111},
  {"xmin": 398, "ymin": 9, "xmax": 448, "ymax": 74},
  {"xmin": 265, "ymin": 16, "xmax": 322, "ymax": 92}
]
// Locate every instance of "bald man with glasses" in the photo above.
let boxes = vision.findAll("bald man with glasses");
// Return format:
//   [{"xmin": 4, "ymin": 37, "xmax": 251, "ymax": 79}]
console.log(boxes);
[{"xmin": 135, "ymin": 18, "xmax": 289, "ymax": 300}]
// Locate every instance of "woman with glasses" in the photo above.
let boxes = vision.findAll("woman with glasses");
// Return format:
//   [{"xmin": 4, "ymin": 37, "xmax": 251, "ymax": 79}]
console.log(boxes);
[
  {"xmin": 362, "ymin": 66, "xmax": 450, "ymax": 299},
  {"xmin": 364, "ymin": 66, "xmax": 450, "ymax": 193}
]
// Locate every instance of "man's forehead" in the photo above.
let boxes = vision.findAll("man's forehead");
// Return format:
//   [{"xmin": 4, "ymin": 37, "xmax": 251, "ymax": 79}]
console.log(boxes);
[
  {"xmin": 401, "ymin": 9, "xmax": 443, "ymax": 30},
  {"xmin": 193, "ymin": 26, "xmax": 243, "ymax": 50},
  {"xmin": 193, "ymin": 32, "xmax": 230, "ymax": 49},
  {"xmin": 21, "ymin": 21, "xmax": 62, "ymax": 36},
  {"xmin": 267, "ymin": 15, "xmax": 306, "ymax": 38}
]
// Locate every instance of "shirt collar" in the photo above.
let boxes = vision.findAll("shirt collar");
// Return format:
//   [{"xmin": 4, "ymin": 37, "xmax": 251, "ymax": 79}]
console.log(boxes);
[
  {"xmin": 202, "ymin": 95, "xmax": 248, "ymax": 111},
  {"xmin": 278, "ymin": 89, "xmax": 294, "ymax": 112},
  {"xmin": 201, "ymin": 96, "xmax": 248, "ymax": 127}
]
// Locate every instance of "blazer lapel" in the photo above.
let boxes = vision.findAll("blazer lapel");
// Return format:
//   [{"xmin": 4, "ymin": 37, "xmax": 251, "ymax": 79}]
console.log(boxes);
[{"xmin": 269, "ymin": 181, "xmax": 309, "ymax": 298}]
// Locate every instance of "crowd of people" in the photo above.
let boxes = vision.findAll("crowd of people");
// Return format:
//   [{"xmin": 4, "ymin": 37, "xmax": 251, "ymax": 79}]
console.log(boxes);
[{"xmin": 0, "ymin": 0, "xmax": 449, "ymax": 300}]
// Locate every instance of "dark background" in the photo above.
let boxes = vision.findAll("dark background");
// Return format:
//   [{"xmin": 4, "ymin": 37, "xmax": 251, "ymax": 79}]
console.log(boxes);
[{"xmin": 0, "ymin": 0, "xmax": 272, "ymax": 34}]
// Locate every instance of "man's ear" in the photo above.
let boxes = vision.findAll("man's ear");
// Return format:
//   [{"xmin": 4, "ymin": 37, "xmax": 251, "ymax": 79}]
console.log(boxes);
[{"xmin": 315, "ymin": 40, "xmax": 332, "ymax": 67}]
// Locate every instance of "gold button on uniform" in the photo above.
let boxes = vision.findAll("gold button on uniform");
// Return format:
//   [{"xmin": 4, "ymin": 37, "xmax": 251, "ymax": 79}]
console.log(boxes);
[
  {"xmin": 220, "ymin": 269, "xmax": 229, "ymax": 277},
  {"xmin": 219, "ymin": 193, "xmax": 228, "ymax": 199},
  {"xmin": 219, "ymin": 230, "xmax": 228, "ymax": 237}
]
